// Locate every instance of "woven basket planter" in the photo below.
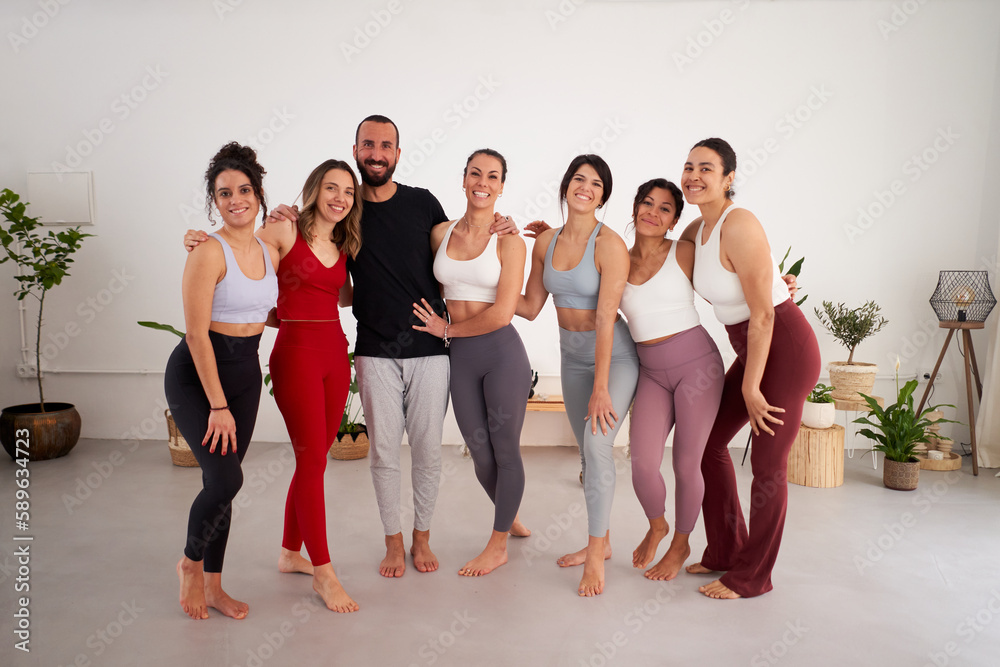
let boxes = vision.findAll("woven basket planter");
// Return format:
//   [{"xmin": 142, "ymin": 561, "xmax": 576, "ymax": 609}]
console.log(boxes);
[
  {"xmin": 330, "ymin": 428, "xmax": 369, "ymax": 460},
  {"xmin": 828, "ymin": 362, "xmax": 878, "ymax": 401},
  {"xmin": 883, "ymin": 458, "xmax": 919, "ymax": 491},
  {"xmin": 166, "ymin": 410, "xmax": 199, "ymax": 467}
]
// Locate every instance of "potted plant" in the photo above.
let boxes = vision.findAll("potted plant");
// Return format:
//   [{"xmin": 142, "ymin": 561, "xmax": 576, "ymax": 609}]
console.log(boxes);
[
  {"xmin": 0, "ymin": 189, "xmax": 93, "ymax": 461},
  {"xmin": 853, "ymin": 361, "xmax": 956, "ymax": 491},
  {"xmin": 328, "ymin": 352, "xmax": 368, "ymax": 460},
  {"xmin": 814, "ymin": 300, "xmax": 888, "ymax": 401},
  {"xmin": 136, "ymin": 321, "xmax": 199, "ymax": 467},
  {"xmin": 801, "ymin": 383, "xmax": 836, "ymax": 429},
  {"xmin": 778, "ymin": 247, "xmax": 807, "ymax": 306}
]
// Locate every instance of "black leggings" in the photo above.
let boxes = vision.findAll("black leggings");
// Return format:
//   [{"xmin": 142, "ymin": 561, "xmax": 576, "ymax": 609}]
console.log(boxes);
[
  {"xmin": 165, "ymin": 331, "xmax": 262, "ymax": 573},
  {"xmin": 449, "ymin": 325, "xmax": 531, "ymax": 532}
]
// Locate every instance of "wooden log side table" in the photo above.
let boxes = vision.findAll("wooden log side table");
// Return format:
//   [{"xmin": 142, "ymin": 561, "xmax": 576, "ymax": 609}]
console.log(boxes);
[
  {"xmin": 788, "ymin": 424, "xmax": 845, "ymax": 488},
  {"xmin": 835, "ymin": 395, "xmax": 883, "ymax": 470}
]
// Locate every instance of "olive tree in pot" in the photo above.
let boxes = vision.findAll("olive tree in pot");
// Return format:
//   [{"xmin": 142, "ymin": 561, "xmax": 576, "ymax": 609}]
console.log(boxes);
[
  {"xmin": 854, "ymin": 362, "xmax": 957, "ymax": 491},
  {"xmin": 0, "ymin": 189, "xmax": 93, "ymax": 461},
  {"xmin": 814, "ymin": 300, "xmax": 888, "ymax": 401}
]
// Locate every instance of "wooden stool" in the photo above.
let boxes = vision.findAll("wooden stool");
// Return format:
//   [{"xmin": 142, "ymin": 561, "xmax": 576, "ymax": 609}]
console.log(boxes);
[{"xmin": 788, "ymin": 424, "xmax": 845, "ymax": 488}]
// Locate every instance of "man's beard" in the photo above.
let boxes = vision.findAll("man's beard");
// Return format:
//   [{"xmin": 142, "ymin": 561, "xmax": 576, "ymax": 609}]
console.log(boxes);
[{"xmin": 358, "ymin": 159, "xmax": 396, "ymax": 187}]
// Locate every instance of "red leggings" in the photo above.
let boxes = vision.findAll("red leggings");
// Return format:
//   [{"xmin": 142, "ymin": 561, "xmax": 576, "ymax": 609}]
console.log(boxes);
[
  {"xmin": 269, "ymin": 321, "xmax": 350, "ymax": 567},
  {"xmin": 700, "ymin": 300, "xmax": 820, "ymax": 597}
]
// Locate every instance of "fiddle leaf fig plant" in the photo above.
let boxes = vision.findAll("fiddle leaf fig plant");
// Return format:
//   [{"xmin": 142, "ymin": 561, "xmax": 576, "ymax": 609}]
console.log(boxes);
[{"xmin": 1, "ymin": 188, "xmax": 93, "ymax": 411}]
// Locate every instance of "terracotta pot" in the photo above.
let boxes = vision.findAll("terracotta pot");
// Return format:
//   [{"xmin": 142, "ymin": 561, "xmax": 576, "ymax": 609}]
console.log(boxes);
[
  {"xmin": 883, "ymin": 457, "xmax": 920, "ymax": 491},
  {"xmin": 1, "ymin": 403, "xmax": 82, "ymax": 461},
  {"xmin": 801, "ymin": 401, "xmax": 836, "ymax": 429},
  {"xmin": 828, "ymin": 362, "xmax": 878, "ymax": 401}
]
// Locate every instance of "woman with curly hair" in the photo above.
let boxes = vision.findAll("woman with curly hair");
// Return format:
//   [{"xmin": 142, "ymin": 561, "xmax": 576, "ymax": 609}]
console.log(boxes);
[{"xmin": 167, "ymin": 142, "xmax": 279, "ymax": 620}]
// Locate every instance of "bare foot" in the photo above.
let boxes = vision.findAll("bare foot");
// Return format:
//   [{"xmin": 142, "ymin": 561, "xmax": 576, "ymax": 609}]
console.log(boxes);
[
  {"xmin": 700, "ymin": 579, "xmax": 742, "ymax": 600},
  {"xmin": 380, "ymin": 533, "xmax": 406, "ymax": 578},
  {"xmin": 686, "ymin": 562, "xmax": 715, "ymax": 575},
  {"xmin": 632, "ymin": 517, "xmax": 669, "ymax": 569},
  {"xmin": 509, "ymin": 515, "xmax": 531, "ymax": 538},
  {"xmin": 278, "ymin": 548, "xmax": 314, "ymax": 575},
  {"xmin": 411, "ymin": 529, "xmax": 439, "ymax": 573},
  {"xmin": 557, "ymin": 541, "xmax": 611, "ymax": 568},
  {"xmin": 177, "ymin": 557, "xmax": 209, "ymax": 620},
  {"xmin": 644, "ymin": 539, "xmax": 691, "ymax": 581},
  {"xmin": 459, "ymin": 530, "xmax": 509, "ymax": 576},
  {"xmin": 459, "ymin": 547, "xmax": 508, "ymax": 576},
  {"xmin": 204, "ymin": 573, "xmax": 248, "ymax": 620},
  {"xmin": 313, "ymin": 564, "xmax": 360, "ymax": 613},
  {"xmin": 578, "ymin": 538, "xmax": 606, "ymax": 597}
]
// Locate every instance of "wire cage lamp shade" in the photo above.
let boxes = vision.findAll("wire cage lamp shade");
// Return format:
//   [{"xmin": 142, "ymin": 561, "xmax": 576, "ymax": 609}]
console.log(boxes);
[{"xmin": 929, "ymin": 271, "xmax": 996, "ymax": 323}]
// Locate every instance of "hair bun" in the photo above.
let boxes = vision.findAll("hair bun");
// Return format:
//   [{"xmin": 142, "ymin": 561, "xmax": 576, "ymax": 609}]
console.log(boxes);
[{"xmin": 212, "ymin": 142, "xmax": 260, "ymax": 169}]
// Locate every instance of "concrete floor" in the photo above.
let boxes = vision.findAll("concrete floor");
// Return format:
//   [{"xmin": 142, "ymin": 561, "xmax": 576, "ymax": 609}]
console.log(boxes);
[{"xmin": 1, "ymin": 439, "xmax": 999, "ymax": 667}]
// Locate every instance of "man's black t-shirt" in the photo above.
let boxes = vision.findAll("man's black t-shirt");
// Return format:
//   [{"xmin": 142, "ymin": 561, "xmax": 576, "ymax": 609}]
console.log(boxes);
[{"xmin": 347, "ymin": 183, "xmax": 449, "ymax": 358}]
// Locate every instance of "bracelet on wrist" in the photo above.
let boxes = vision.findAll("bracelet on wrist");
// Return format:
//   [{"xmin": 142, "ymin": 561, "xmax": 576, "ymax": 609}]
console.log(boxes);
[
  {"xmin": 210, "ymin": 406, "xmax": 229, "ymax": 412},
  {"xmin": 442, "ymin": 324, "xmax": 450, "ymax": 348}
]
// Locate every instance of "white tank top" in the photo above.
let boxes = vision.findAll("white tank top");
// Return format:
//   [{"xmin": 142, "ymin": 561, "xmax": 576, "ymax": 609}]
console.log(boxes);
[
  {"xmin": 620, "ymin": 241, "xmax": 699, "ymax": 342},
  {"xmin": 692, "ymin": 206, "xmax": 790, "ymax": 326},
  {"xmin": 432, "ymin": 220, "xmax": 501, "ymax": 303}
]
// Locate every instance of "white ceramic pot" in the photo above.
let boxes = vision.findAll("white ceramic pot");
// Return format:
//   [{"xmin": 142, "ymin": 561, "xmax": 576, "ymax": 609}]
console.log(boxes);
[{"xmin": 801, "ymin": 400, "xmax": 836, "ymax": 429}]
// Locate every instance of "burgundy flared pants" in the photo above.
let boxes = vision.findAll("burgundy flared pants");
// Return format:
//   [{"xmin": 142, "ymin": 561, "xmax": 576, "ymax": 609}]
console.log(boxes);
[{"xmin": 699, "ymin": 300, "xmax": 820, "ymax": 597}]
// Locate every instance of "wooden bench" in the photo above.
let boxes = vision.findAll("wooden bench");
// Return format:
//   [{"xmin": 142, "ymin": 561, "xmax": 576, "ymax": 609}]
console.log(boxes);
[{"xmin": 526, "ymin": 395, "xmax": 565, "ymax": 412}]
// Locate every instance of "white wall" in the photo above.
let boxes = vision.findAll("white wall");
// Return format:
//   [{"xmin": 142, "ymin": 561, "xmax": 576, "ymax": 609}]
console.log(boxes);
[{"xmin": 1, "ymin": 0, "xmax": 998, "ymax": 449}]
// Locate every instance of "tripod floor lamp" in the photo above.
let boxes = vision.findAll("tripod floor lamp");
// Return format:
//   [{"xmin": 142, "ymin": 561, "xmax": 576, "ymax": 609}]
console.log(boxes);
[{"xmin": 916, "ymin": 271, "xmax": 997, "ymax": 476}]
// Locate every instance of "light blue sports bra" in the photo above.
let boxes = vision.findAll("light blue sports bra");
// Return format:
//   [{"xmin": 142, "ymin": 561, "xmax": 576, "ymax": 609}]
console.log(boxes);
[
  {"xmin": 543, "ymin": 223, "xmax": 602, "ymax": 310},
  {"xmin": 208, "ymin": 233, "xmax": 278, "ymax": 324}
]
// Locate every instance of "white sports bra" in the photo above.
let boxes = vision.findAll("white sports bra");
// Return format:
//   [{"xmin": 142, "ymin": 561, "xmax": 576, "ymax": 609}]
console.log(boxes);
[
  {"xmin": 432, "ymin": 220, "xmax": 501, "ymax": 304},
  {"xmin": 620, "ymin": 241, "xmax": 700, "ymax": 342},
  {"xmin": 692, "ymin": 206, "xmax": 790, "ymax": 326}
]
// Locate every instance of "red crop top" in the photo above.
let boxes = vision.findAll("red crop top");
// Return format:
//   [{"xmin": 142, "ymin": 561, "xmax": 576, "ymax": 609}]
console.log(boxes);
[{"xmin": 276, "ymin": 234, "xmax": 347, "ymax": 321}]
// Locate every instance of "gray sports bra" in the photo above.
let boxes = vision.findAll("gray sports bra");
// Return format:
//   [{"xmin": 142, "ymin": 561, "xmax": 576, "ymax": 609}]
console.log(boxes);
[{"xmin": 542, "ymin": 223, "xmax": 602, "ymax": 310}]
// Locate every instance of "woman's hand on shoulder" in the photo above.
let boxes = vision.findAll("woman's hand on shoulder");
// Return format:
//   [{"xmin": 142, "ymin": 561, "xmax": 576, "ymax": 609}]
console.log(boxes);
[
  {"xmin": 184, "ymin": 229, "xmax": 209, "ymax": 253},
  {"xmin": 524, "ymin": 220, "xmax": 552, "ymax": 239},
  {"xmin": 490, "ymin": 212, "xmax": 520, "ymax": 236}
]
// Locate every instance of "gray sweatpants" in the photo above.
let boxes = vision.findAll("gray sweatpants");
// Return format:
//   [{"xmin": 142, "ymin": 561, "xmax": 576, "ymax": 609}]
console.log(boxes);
[{"xmin": 355, "ymin": 355, "xmax": 450, "ymax": 535}]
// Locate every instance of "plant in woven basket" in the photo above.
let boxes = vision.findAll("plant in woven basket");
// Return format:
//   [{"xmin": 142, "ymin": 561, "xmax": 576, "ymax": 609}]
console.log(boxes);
[
  {"xmin": 339, "ymin": 352, "xmax": 364, "ymax": 436},
  {"xmin": 813, "ymin": 300, "xmax": 888, "ymax": 364},
  {"xmin": 853, "ymin": 365, "xmax": 957, "ymax": 463}
]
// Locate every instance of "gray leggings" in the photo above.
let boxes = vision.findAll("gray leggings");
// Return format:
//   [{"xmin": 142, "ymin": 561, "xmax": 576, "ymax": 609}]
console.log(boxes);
[
  {"xmin": 449, "ymin": 325, "xmax": 532, "ymax": 532},
  {"xmin": 559, "ymin": 318, "xmax": 639, "ymax": 537}
]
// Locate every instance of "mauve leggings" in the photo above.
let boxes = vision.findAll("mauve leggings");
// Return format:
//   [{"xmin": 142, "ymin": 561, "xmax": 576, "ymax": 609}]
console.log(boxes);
[
  {"xmin": 449, "ymin": 325, "xmax": 532, "ymax": 532},
  {"xmin": 629, "ymin": 325, "xmax": 724, "ymax": 534},
  {"xmin": 269, "ymin": 321, "xmax": 350, "ymax": 567},
  {"xmin": 165, "ymin": 331, "xmax": 262, "ymax": 573},
  {"xmin": 699, "ymin": 300, "xmax": 821, "ymax": 597}
]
